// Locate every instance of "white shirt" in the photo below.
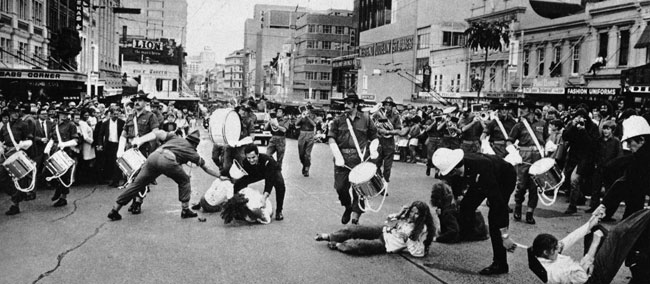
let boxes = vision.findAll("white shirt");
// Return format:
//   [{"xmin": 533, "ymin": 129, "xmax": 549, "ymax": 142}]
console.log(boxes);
[
  {"xmin": 39, "ymin": 119, "xmax": 48, "ymax": 138},
  {"xmin": 108, "ymin": 119, "xmax": 118, "ymax": 143},
  {"xmin": 539, "ymin": 254, "xmax": 588, "ymax": 284},
  {"xmin": 382, "ymin": 221, "xmax": 427, "ymax": 257}
]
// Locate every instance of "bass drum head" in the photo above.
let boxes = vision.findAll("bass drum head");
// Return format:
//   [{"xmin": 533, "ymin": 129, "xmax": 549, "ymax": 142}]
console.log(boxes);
[
  {"xmin": 209, "ymin": 109, "xmax": 241, "ymax": 147},
  {"xmin": 529, "ymin": 158, "xmax": 556, "ymax": 175},
  {"xmin": 349, "ymin": 162, "xmax": 378, "ymax": 184}
]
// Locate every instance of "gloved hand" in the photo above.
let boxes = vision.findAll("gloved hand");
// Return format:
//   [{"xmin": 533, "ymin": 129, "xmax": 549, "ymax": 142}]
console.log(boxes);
[
  {"xmin": 505, "ymin": 152, "xmax": 522, "ymax": 166},
  {"xmin": 369, "ymin": 139, "xmax": 379, "ymax": 159},
  {"xmin": 506, "ymin": 144, "xmax": 518, "ymax": 154},
  {"xmin": 131, "ymin": 137, "xmax": 142, "ymax": 148},
  {"xmin": 59, "ymin": 140, "xmax": 77, "ymax": 149},
  {"xmin": 18, "ymin": 140, "xmax": 33, "ymax": 150},
  {"xmin": 329, "ymin": 143, "xmax": 345, "ymax": 167}
]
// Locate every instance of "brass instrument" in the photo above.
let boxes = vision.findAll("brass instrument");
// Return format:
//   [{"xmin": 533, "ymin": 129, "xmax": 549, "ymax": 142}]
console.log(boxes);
[
  {"xmin": 445, "ymin": 116, "xmax": 459, "ymax": 138},
  {"xmin": 373, "ymin": 108, "xmax": 394, "ymax": 138}
]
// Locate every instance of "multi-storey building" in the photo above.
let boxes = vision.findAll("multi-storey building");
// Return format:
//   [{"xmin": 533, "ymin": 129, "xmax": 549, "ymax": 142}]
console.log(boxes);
[
  {"xmin": 224, "ymin": 49, "xmax": 245, "ymax": 97},
  {"xmin": 354, "ymin": 0, "xmax": 473, "ymax": 106},
  {"xmin": 291, "ymin": 9, "xmax": 356, "ymax": 106},
  {"xmin": 244, "ymin": 4, "xmax": 307, "ymax": 97},
  {"xmin": 117, "ymin": 0, "xmax": 187, "ymax": 46}
]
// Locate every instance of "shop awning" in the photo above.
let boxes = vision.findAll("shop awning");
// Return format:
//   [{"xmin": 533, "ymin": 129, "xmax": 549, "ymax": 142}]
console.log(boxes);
[{"xmin": 634, "ymin": 25, "xmax": 650, "ymax": 49}]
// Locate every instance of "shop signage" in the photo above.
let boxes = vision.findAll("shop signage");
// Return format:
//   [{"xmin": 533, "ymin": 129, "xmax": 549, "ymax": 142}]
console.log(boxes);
[
  {"xmin": 358, "ymin": 35, "xmax": 415, "ymax": 57},
  {"xmin": 120, "ymin": 38, "xmax": 180, "ymax": 64},
  {"xmin": 0, "ymin": 69, "xmax": 86, "ymax": 82},
  {"xmin": 75, "ymin": 0, "xmax": 85, "ymax": 31},
  {"xmin": 132, "ymin": 39, "xmax": 164, "ymax": 51},
  {"xmin": 565, "ymin": 87, "xmax": 620, "ymax": 96},
  {"xmin": 360, "ymin": 94, "xmax": 376, "ymax": 101},
  {"xmin": 485, "ymin": 92, "xmax": 520, "ymax": 99},
  {"xmin": 524, "ymin": 87, "xmax": 565, "ymax": 94}
]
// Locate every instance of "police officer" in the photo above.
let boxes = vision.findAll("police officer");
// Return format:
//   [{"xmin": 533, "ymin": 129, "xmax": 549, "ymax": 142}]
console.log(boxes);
[
  {"xmin": 108, "ymin": 130, "xmax": 220, "ymax": 221},
  {"xmin": 372, "ymin": 96, "xmax": 401, "ymax": 183},
  {"xmin": 328, "ymin": 93, "xmax": 379, "ymax": 225},
  {"xmin": 234, "ymin": 144, "xmax": 286, "ymax": 221},
  {"xmin": 265, "ymin": 107, "xmax": 290, "ymax": 170},
  {"xmin": 432, "ymin": 148, "xmax": 517, "ymax": 275},
  {"xmin": 117, "ymin": 92, "xmax": 160, "ymax": 214}
]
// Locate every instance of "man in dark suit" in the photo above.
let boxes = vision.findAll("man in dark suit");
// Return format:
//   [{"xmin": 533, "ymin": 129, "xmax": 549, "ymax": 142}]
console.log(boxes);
[
  {"xmin": 98, "ymin": 107, "xmax": 125, "ymax": 187},
  {"xmin": 34, "ymin": 107, "xmax": 54, "ymax": 189}
]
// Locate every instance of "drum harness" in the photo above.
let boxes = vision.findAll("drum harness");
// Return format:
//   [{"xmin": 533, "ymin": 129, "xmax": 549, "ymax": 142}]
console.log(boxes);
[
  {"xmin": 45, "ymin": 124, "xmax": 76, "ymax": 188},
  {"xmin": 4, "ymin": 123, "xmax": 37, "ymax": 192},
  {"xmin": 345, "ymin": 118, "xmax": 387, "ymax": 213},
  {"xmin": 130, "ymin": 116, "xmax": 152, "ymax": 197},
  {"xmin": 522, "ymin": 119, "xmax": 564, "ymax": 206}
]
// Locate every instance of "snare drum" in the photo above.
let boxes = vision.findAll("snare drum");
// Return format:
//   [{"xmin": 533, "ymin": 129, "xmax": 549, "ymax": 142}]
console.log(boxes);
[
  {"xmin": 349, "ymin": 162, "xmax": 386, "ymax": 199},
  {"xmin": 209, "ymin": 109, "xmax": 241, "ymax": 147},
  {"xmin": 45, "ymin": 150, "xmax": 74, "ymax": 177},
  {"xmin": 529, "ymin": 158, "xmax": 565, "ymax": 206},
  {"xmin": 2, "ymin": 151, "xmax": 35, "ymax": 180},
  {"xmin": 116, "ymin": 148, "xmax": 147, "ymax": 181}
]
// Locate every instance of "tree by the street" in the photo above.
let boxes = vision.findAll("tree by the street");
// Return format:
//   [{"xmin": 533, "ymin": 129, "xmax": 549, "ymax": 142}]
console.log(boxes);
[{"xmin": 464, "ymin": 21, "xmax": 510, "ymax": 97}]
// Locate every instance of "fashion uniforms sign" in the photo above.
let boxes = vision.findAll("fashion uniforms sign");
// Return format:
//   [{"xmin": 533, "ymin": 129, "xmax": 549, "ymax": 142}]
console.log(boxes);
[
  {"xmin": 358, "ymin": 35, "xmax": 415, "ymax": 57},
  {"xmin": 565, "ymin": 87, "xmax": 620, "ymax": 96}
]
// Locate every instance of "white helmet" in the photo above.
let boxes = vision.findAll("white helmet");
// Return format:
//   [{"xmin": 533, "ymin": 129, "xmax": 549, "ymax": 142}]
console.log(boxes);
[
  {"xmin": 432, "ymin": 148, "xmax": 464, "ymax": 176},
  {"xmin": 621, "ymin": 115, "xmax": 650, "ymax": 142}
]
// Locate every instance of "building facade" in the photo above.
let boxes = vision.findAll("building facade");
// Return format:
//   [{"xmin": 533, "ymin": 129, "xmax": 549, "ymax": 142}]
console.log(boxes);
[
  {"xmin": 291, "ymin": 9, "xmax": 356, "ymax": 106},
  {"xmin": 224, "ymin": 49, "xmax": 245, "ymax": 97},
  {"xmin": 117, "ymin": 0, "xmax": 187, "ymax": 46}
]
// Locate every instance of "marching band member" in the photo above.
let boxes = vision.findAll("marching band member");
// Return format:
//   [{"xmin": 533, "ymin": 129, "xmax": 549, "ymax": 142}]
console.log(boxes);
[
  {"xmin": 327, "ymin": 93, "xmax": 379, "ymax": 225},
  {"xmin": 481, "ymin": 103, "xmax": 516, "ymax": 158},
  {"xmin": 265, "ymin": 107, "xmax": 290, "ymax": 169},
  {"xmin": 232, "ymin": 144, "xmax": 286, "ymax": 221},
  {"xmin": 296, "ymin": 105, "xmax": 316, "ymax": 177},
  {"xmin": 211, "ymin": 102, "xmax": 255, "ymax": 177},
  {"xmin": 371, "ymin": 97, "xmax": 401, "ymax": 183},
  {"xmin": 432, "ymin": 148, "xmax": 517, "ymax": 275},
  {"xmin": 116, "ymin": 92, "xmax": 160, "ymax": 215},
  {"xmin": 108, "ymin": 130, "xmax": 220, "ymax": 221},
  {"xmin": 424, "ymin": 109, "xmax": 444, "ymax": 175},
  {"xmin": 46, "ymin": 108, "xmax": 79, "ymax": 207},
  {"xmin": 458, "ymin": 107, "xmax": 484, "ymax": 154},
  {"xmin": 507, "ymin": 101, "xmax": 547, "ymax": 224},
  {"xmin": 0, "ymin": 104, "xmax": 35, "ymax": 215},
  {"xmin": 315, "ymin": 201, "xmax": 435, "ymax": 257}
]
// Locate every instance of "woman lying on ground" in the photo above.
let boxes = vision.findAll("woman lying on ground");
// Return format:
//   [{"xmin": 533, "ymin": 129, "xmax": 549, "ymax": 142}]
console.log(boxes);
[
  {"xmin": 429, "ymin": 181, "xmax": 488, "ymax": 243},
  {"xmin": 315, "ymin": 201, "xmax": 436, "ymax": 257}
]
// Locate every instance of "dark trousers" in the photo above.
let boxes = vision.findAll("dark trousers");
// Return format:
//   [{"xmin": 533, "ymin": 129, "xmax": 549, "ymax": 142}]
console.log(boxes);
[
  {"xmin": 602, "ymin": 177, "xmax": 649, "ymax": 219},
  {"xmin": 375, "ymin": 138, "xmax": 395, "ymax": 182},
  {"xmin": 328, "ymin": 225, "xmax": 386, "ymax": 255},
  {"xmin": 298, "ymin": 131, "xmax": 315, "ymax": 168},
  {"xmin": 425, "ymin": 137, "xmax": 442, "ymax": 169},
  {"xmin": 233, "ymin": 170, "xmax": 286, "ymax": 212},
  {"xmin": 213, "ymin": 144, "xmax": 245, "ymax": 177},
  {"xmin": 459, "ymin": 166, "xmax": 516, "ymax": 266},
  {"xmin": 266, "ymin": 137, "xmax": 286, "ymax": 169},
  {"xmin": 460, "ymin": 140, "xmax": 480, "ymax": 154},
  {"xmin": 334, "ymin": 151, "xmax": 365, "ymax": 214},
  {"xmin": 491, "ymin": 141, "xmax": 508, "ymax": 159},
  {"xmin": 116, "ymin": 150, "xmax": 191, "ymax": 206},
  {"xmin": 104, "ymin": 142, "xmax": 121, "ymax": 184}
]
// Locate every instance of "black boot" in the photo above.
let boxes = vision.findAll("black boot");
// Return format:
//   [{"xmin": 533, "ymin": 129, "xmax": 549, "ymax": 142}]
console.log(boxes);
[
  {"xmin": 513, "ymin": 204, "xmax": 522, "ymax": 221},
  {"xmin": 478, "ymin": 263, "xmax": 509, "ymax": 275},
  {"xmin": 181, "ymin": 208, "xmax": 198, "ymax": 219},
  {"xmin": 525, "ymin": 212, "xmax": 536, "ymax": 225},
  {"xmin": 426, "ymin": 166, "xmax": 431, "ymax": 176},
  {"xmin": 107, "ymin": 209, "xmax": 122, "ymax": 221},
  {"xmin": 5, "ymin": 205, "xmax": 19, "ymax": 215}
]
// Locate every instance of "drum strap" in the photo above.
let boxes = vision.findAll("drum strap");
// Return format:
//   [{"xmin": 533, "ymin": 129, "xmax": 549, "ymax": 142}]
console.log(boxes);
[
  {"xmin": 55, "ymin": 124, "xmax": 63, "ymax": 145},
  {"xmin": 495, "ymin": 117, "xmax": 509, "ymax": 139},
  {"xmin": 6, "ymin": 122, "xmax": 18, "ymax": 148},
  {"xmin": 345, "ymin": 118, "xmax": 365, "ymax": 160},
  {"xmin": 522, "ymin": 118, "xmax": 545, "ymax": 157},
  {"xmin": 133, "ymin": 116, "xmax": 139, "ymax": 137}
]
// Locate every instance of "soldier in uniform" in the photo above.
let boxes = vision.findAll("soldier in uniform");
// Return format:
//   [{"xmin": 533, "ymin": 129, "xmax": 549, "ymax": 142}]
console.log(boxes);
[
  {"xmin": 481, "ymin": 102, "xmax": 516, "ymax": 158},
  {"xmin": 296, "ymin": 105, "xmax": 316, "ymax": 177},
  {"xmin": 47, "ymin": 108, "xmax": 80, "ymax": 207},
  {"xmin": 372, "ymin": 96, "xmax": 401, "ymax": 183},
  {"xmin": 327, "ymin": 93, "xmax": 379, "ymax": 225},
  {"xmin": 265, "ymin": 107, "xmax": 291, "ymax": 169},
  {"xmin": 117, "ymin": 92, "xmax": 160, "ymax": 215},
  {"xmin": 0, "ymin": 104, "xmax": 36, "ymax": 215}
]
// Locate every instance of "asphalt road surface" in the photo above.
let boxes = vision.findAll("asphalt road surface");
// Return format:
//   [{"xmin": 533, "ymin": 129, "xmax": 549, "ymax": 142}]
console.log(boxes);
[{"xmin": 0, "ymin": 130, "xmax": 633, "ymax": 284}]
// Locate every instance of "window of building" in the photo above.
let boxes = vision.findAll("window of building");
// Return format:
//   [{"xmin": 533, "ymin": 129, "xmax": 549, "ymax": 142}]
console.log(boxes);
[
  {"xmin": 147, "ymin": 10, "xmax": 163, "ymax": 18},
  {"xmin": 415, "ymin": 57, "xmax": 429, "ymax": 75},
  {"xmin": 32, "ymin": 0, "xmax": 44, "ymax": 26},
  {"xmin": 306, "ymin": 40, "xmax": 317, "ymax": 49},
  {"xmin": 550, "ymin": 45, "xmax": 562, "ymax": 77},
  {"xmin": 489, "ymin": 68, "xmax": 496, "ymax": 90},
  {"xmin": 322, "ymin": 41, "xmax": 331, "ymax": 50},
  {"xmin": 455, "ymin": 74, "xmax": 461, "ymax": 92},
  {"xmin": 523, "ymin": 49, "xmax": 530, "ymax": 76},
  {"xmin": 438, "ymin": 75, "xmax": 443, "ymax": 92},
  {"xmin": 619, "ymin": 29, "xmax": 630, "ymax": 66},
  {"xmin": 148, "ymin": 0, "xmax": 163, "ymax": 9},
  {"xmin": 537, "ymin": 48, "xmax": 545, "ymax": 76},
  {"xmin": 18, "ymin": 0, "xmax": 28, "ymax": 20},
  {"xmin": 308, "ymin": 24, "xmax": 317, "ymax": 33},
  {"xmin": 306, "ymin": 71, "xmax": 317, "ymax": 80},
  {"xmin": 321, "ymin": 58, "xmax": 331, "ymax": 65},
  {"xmin": 322, "ymin": 25, "xmax": 332, "ymax": 34},
  {"xmin": 319, "ymin": 90, "xmax": 329, "ymax": 100},
  {"xmin": 0, "ymin": 0, "xmax": 11, "ymax": 13},
  {"xmin": 147, "ymin": 19, "xmax": 163, "ymax": 28},
  {"xmin": 442, "ymin": 31, "xmax": 465, "ymax": 47},
  {"xmin": 417, "ymin": 27, "xmax": 430, "ymax": 49},
  {"xmin": 598, "ymin": 31, "xmax": 608, "ymax": 58},
  {"xmin": 34, "ymin": 45, "xmax": 42, "ymax": 57},
  {"xmin": 572, "ymin": 43, "xmax": 580, "ymax": 75},
  {"xmin": 172, "ymin": 79, "xmax": 178, "ymax": 91},
  {"xmin": 433, "ymin": 75, "xmax": 438, "ymax": 91},
  {"xmin": 306, "ymin": 57, "xmax": 318, "ymax": 64},
  {"xmin": 335, "ymin": 26, "xmax": 345, "ymax": 35},
  {"xmin": 320, "ymin": 72, "xmax": 330, "ymax": 81}
]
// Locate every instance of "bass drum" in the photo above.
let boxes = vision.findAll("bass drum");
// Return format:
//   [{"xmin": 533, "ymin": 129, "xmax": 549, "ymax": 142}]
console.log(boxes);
[
  {"xmin": 209, "ymin": 109, "xmax": 241, "ymax": 147},
  {"xmin": 200, "ymin": 179, "xmax": 233, "ymax": 212}
]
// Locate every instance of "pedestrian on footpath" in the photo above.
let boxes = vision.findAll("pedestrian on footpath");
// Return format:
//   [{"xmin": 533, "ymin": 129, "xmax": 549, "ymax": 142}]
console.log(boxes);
[
  {"xmin": 108, "ymin": 130, "xmax": 220, "ymax": 221},
  {"xmin": 327, "ymin": 93, "xmax": 379, "ymax": 225},
  {"xmin": 432, "ymin": 148, "xmax": 517, "ymax": 275}
]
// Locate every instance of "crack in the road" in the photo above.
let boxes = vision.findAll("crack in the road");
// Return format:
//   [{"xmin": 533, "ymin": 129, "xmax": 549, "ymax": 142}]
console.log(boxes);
[
  {"xmin": 51, "ymin": 186, "xmax": 99, "ymax": 222},
  {"xmin": 32, "ymin": 222, "xmax": 107, "ymax": 284},
  {"xmin": 400, "ymin": 254, "xmax": 450, "ymax": 284}
]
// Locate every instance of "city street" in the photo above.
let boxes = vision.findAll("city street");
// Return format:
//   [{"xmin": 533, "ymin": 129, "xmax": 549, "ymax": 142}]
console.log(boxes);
[{"xmin": 0, "ymin": 131, "xmax": 632, "ymax": 284}]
